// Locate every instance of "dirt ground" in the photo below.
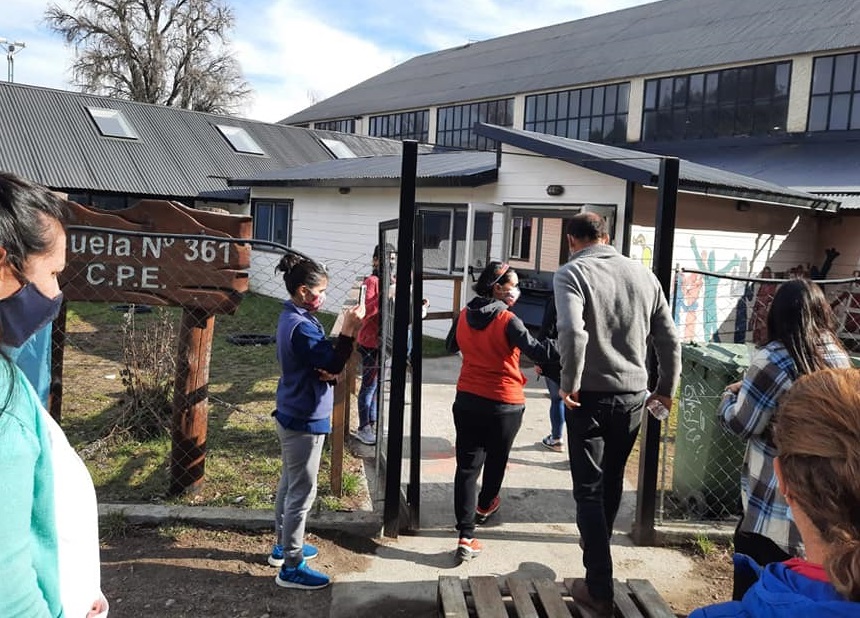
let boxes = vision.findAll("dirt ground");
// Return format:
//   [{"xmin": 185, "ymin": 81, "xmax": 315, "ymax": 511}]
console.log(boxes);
[{"xmin": 100, "ymin": 523, "xmax": 732, "ymax": 618}]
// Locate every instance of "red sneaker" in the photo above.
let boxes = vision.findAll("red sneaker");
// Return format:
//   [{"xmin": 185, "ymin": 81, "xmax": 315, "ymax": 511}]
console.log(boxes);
[
  {"xmin": 456, "ymin": 537, "xmax": 483, "ymax": 561},
  {"xmin": 475, "ymin": 496, "xmax": 501, "ymax": 524}
]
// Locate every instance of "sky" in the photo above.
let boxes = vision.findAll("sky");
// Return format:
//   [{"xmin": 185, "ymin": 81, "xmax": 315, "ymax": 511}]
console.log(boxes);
[{"xmin": 2, "ymin": 0, "xmax": 653, "ymax": 123}]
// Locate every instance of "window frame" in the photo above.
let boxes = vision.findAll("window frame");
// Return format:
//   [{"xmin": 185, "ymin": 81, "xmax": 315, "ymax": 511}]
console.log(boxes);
[
  {"xmin": 508, "ymin": 216, "xmax": 533, "ymax": 260},
  {"xmin": 86, "ymin": 107, "xmax": 139, "ymax": 140},
  {"xmin": 251, "ymin": 199, "xmax": 292, "ymax": 248},
  {"xmin": 808, "ymin": 52, "xmax": 860, "ymax": 132},
  {"xmin": 313, "ymin": 118, "xmax": 356, "ymax": 133},
  {"xmin": 368, "ymin": 110, "xmax": 430, "ymax": 142},
  {"xmin": 419, "ymin": 206, "xmax": 492, "ymax": 275},
  {"xmin": 641, "ymin": 61, "xmax": 791, "ymax": 141},
  {"xmin": 524, "ymin": 83, "xmax": 630, "ymax": 144},
  {"xmin": 436, "ymin": 98, "xmax": 514, "ymax": 150},
  {"xmin": 215, "ymin": 124, "xmax": 267, "ymax": 156}
]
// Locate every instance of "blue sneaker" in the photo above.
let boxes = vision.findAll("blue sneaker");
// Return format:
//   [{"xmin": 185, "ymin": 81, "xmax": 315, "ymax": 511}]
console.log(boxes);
[
  {"xmin": 267, "ymin": 543, "xmax": 319, "ymax": 567},
  {"xmin": 275, "ymin": 560, "xmax": 330, "ymax": 590}
]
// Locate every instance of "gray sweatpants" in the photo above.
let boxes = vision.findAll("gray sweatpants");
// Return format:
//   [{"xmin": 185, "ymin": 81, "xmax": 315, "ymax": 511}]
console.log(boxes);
[{"xmin": 274, "ymin": 422, "xmax": 325, "ymax": 568}]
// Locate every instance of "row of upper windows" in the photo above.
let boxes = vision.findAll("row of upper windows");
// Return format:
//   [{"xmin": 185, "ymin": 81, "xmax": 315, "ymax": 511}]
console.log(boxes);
[{"xmin": 312, "ymin": 51, "xmax": 860, "ymax": 146}]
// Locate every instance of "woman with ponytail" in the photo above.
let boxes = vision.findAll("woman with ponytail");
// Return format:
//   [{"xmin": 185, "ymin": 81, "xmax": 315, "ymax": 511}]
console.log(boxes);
[
  {"xmin": 445, "ymin": 260, "xmax": 558, "ymax": 562},
  {"xmin": 266, "ymin": 253, "xmax": 364, "ymax": 590},
  {"xmin": 692, "ymin": 367, "xmax": 860, "ymax": 616}
]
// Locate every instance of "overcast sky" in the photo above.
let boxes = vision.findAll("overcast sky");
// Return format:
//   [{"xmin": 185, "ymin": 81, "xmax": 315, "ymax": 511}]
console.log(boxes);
[{"xmin": 2, "ymin": 0, "xmax": 654, "ymax": 122}]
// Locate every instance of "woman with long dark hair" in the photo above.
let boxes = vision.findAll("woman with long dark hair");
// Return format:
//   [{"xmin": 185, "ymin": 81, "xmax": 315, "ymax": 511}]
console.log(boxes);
[
  {"xmin": 446, "ymin": 260, "xmax": 558, "ymax": 561},
  {"xmin": 266, "ymin": 253, "xmax": 364, "ymax": 590},
  {"xmin": 693, "ymin": 368, "xmax": 860, "ymax": 616},
  {"xmin": 719, "ymin": 278, "xmax": 850, "ymax": 600},
  {"xmin": 0, "ymin": 173, "xmax": 107, "ymax": 617}
]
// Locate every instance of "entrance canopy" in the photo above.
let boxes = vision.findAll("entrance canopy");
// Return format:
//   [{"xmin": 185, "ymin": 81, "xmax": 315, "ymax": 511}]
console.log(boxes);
[{"xmin": 475, "ymin": 123, "xmax": 840, "ymax": 211}]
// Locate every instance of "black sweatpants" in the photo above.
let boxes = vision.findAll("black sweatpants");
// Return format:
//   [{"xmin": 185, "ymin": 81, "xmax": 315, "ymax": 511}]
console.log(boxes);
[
  {"xmin": 452, "ymin": 391, "xmax": 525, "ymax": 538},
  {"xmin": 732, "ymin": 524, "xmax": 791, "ymax": 600}
]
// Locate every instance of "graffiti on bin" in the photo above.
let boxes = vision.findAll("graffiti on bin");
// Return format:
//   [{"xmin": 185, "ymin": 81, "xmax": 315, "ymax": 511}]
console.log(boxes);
[{"xmin": 680, "ymin": 381, "xmax": 707, "ymax": 458}]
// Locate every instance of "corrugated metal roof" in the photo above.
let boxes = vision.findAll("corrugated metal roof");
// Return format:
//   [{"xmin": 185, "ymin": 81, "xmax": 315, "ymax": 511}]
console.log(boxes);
[
  {"xmin": 815, "ymin": 193, "xmax": 860, "ymax": 210},
  {"xmin": 229, "ymin": 151, "xmax": 498, "ymax": 187},
  {"xmin": 627, "ymin": 134, "xmax": 860, "ymax": 194},
  {"xmin": 283, "ymin": 0, "xmax": 859, "ymax": 124},
  {"xmin": 475, "ymin": 123, "xmax": 839, "ymax": 211},
  {"xmin": 0, "ymin": 82, "xmax": 337, "ymax": 199},
  {"xmin": 311, "ymin": 130, "xmax": 439, "ymax": 157}
]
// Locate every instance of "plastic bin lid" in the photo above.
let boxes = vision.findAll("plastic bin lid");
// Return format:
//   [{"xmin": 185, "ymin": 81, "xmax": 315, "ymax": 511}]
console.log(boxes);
[{"xmin": 681, "ymin": 342, "xmax": 753, "ymax": 372}]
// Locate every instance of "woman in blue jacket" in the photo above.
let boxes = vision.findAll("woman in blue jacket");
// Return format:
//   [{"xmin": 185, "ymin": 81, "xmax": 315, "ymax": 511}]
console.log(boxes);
[
  {"xmin": 691, "ymin": 367, "xmax": 860, "ymax": 617},
  {"xmin": 266, "ymin": 252, "xmax": 363, "ymax": 590}
]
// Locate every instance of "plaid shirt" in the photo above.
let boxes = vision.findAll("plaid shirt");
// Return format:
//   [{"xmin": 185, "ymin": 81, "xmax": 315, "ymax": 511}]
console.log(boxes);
[{"xmin": 719, "ymin": 339, "xmax": 850, "ymax": 555}]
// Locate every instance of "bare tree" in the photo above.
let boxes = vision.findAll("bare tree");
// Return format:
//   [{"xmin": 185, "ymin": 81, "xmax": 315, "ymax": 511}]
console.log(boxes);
[{"xmin": 45, "ymin": 0, "xmax": 253, "ymax": 115}]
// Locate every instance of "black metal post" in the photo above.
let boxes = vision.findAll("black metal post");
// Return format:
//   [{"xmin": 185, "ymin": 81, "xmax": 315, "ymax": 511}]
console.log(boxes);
[
  {"xmin": 633, "ymin": 156, "xmax": 679, "ymax": 546},
  {"xmin": 383, "ymin": 140, "xmax": 418, "ymax": 537},
  {"xmin": 407, "ymin": 212, "xmax": 424, "ymax": 530}
]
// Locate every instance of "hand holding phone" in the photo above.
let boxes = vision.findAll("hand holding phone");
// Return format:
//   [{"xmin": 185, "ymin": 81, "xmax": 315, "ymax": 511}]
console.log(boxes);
[{"xmin": 358, "ymin": 284, "xmax": 367, "ymax": 306}]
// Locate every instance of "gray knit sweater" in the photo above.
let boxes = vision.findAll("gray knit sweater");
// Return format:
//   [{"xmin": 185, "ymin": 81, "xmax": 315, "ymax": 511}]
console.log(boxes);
[{"xmin": 553, "ymin": 243, "xmax": 681, "ymax": 396}]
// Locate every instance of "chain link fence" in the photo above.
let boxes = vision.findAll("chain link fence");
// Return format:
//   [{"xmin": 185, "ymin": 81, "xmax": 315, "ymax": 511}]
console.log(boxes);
[
  {"xmin": 657, "ymin": 267, "xmax": 860, "ymax": 525},
  {"xmin": 59, "ymin": 227, "xmax": 372, "ymax": 508}
]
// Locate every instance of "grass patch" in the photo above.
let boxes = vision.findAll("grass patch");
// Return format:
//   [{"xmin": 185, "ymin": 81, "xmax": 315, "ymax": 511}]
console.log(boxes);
[
  {"xmin": 99, "ymin": 511, "xmax": 133, "ymax": 541},
  {"xmin": 692, "ymin": 533, "xmax": 718, "ymax": 557},
  {"xmin": 62, "ymin": 294, "xmax": 362, "ymax": 511}
]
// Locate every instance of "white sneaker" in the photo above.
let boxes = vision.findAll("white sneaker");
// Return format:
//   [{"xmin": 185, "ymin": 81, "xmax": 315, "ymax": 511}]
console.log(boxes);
[{"xmin": 356, "ymin": 425, "xmax": 376, "ymax": 445}]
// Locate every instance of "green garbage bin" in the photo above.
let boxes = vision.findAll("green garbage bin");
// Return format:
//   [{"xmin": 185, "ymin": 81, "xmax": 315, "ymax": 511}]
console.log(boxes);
[{"xmin": 672, "ymin": 342, "xmax": 750, "ymax": 519}]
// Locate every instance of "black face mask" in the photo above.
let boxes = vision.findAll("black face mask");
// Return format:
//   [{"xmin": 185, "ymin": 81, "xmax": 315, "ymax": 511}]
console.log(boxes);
[{"xmin": 0, "ymin": 282, "xmax": 63, "ymax": 348}]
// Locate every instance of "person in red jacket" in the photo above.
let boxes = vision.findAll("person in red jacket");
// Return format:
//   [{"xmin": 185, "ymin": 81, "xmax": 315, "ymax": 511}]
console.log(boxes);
[{"xmin": 446, "ymin": 260, "xmax": 558, "ymax": 562}]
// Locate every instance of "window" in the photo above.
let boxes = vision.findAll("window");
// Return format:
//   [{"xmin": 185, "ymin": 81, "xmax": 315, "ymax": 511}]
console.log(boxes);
[
  {"xmin": 509, "ymin": 217, "xmax": 533, "ymax": 259},
  {"xmin": 215, "ymin": 124, "xmax": 266, "ymax": 155},
  {"xmin": 320, "ymin": 138, "xmax": 357, "ymax": 158},
  {"xmin": 421, "ymin": 209, "xmax": 491, "ymax": 273},
  {"xmin": 436, "ymin": 98, "xmax": 514, "ymax": 150},
  {"xmin": 808, "ymin": 52, "xmax": 860, "ymax": 131},
  {"xmin": 314, "ymin": 119, "xmax": 356, "ymax": 133},
  {"xmin": 642, "ymin": 61, "xmax": 790, "ymax": 141},
  {"xmin": 86, "ymin": 107, "xmax": 139, "ymax": 139},
  {"xmin": 524, "ymin": 83, "xmax": 629, "ymax": 143},
  {"xmin": 368, "ymin": 110, "xmax": 430, "ymax": 142},
  {"xmin": 252, "ymin": 200, "xmax": 291, "ymax": 246}
]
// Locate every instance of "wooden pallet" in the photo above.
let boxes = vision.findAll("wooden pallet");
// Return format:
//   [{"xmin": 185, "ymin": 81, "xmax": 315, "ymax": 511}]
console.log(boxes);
[{"xmin": 438, "ymin": 576, "xmax": 676, "ymax": 618}]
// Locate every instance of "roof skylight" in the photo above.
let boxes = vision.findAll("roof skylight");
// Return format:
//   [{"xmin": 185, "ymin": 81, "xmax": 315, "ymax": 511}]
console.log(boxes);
[
  {"xmin": 86, "ymin": 107, "xmax": 139, "ymax": 139},
  {"xmin": 216, "ymin": 124, "xmax": 266, "ymax": 155}
]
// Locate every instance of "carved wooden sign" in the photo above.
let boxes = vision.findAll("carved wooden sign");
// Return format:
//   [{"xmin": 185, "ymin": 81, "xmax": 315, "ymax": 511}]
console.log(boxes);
[{"xmin": 61, "ymin": 200, "xmax": 251, "ymax": 314}]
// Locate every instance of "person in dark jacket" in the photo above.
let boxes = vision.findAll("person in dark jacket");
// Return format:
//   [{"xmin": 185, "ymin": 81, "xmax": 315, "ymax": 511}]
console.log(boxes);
[
  {"xmin": 267, "ymin": 252, "xmax": 364, "ymax": 591},
  {"xmin": 446, "ymin": 260, "xmax": 558, "ymax": 562},
  {"xmin": 534, "ymin": 296, "xmax": 564, "ymax": 452},
  {"xmin": 690, "ymin": 367, "xmax": 860, "ymax": 618}
]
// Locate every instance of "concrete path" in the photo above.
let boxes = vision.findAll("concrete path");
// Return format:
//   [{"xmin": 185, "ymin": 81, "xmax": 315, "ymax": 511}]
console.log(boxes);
[{"xmin": 329, "ymin": 355, "xmax": 701, "ymax": 617}]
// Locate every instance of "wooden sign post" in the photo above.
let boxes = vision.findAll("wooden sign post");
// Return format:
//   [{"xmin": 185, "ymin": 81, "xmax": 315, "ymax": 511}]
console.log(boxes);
[{"xmin": 60, "ymin": 200, "xmax": 251, "ymax": 495}]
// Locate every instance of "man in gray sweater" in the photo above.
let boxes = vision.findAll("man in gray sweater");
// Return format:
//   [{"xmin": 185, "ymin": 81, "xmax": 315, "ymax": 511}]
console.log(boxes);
[{"xmin": 553, "ymin": 212, "xmax": 680, "ymax": 616}]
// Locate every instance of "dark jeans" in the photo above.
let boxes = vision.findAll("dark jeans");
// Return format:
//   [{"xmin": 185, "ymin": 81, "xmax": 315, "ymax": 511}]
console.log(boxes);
[
  {"xmin": 357, "ymin": 345, "xmax": 379, "ymax": 428},
  {"xmin": 566, "ymin": 389, "xmax": 647, "ymax": 602},
  {"xmin": 453, "ymin": 391, "xmax": 525, "ymax": 538},
  {"xmin": 732, "ymin": 524, "xmax": 791, "ymax": 600}
]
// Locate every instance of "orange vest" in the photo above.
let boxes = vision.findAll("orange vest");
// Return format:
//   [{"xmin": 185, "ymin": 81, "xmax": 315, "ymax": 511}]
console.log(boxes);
[{"xmin": 455, "ymin": 308, "xmax": 527, "ymax": 404}]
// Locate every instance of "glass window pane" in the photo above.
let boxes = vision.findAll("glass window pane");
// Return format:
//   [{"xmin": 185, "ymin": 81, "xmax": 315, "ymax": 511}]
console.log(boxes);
[
  {"xmin": 775, "ymin": 63, "xmax": 790, "ymax": 96},
  {"xmin": 617, "ymin": 83, "xmax": 630, "ymax": 113},
  {"xmin": 589, "ymin": 116, "xmax": 603, "ymax": 141},
  {"xmin": 580, "ymin": 89, "xmax": 593, "ymax": 116},
  {"xmin": 557, "ymin": 91, "xmax": 569, "ymax": 119},
  {"xmin": 829, "ymin": 93, "xmax": 851, "ymax": 130},
  {"xmin": 593, "ymin": 87, "xmax": 605, "ymax": 114},
  {"xmin": 705, "ymin": 72, "xmax": 720, "ymax": 104},
  {"xmin": 686, "ymin": 108, "xmax": 703, "ymax": 138},
  {"xmin": 569, "ymin": 90, "xmax": 581, "ymax": 117},
  {"xmin": 673, "ymin": 110, "xmax": 687, "ymax": 137},
  {"xmin": 525, "ymin": 98, "xmax": 536, "ymax": 125},
  {"xmin": 673, "ymin": 77, "xmax": 688, "ymax": 107},
  {"xmin": 737, "ymin": 67, "xmax": 755, "ymax": 102},
  {"xmin": 535, "ymin": 95, "xmax": 547, "ymax": 121},
  {"xmin": 578, "ymin": 118, "xmax": 591, "ymax": 140},
  {"xmin": 273, "ymin": 205, "xmax": 290, "ymax": 245},
  {"xmin": 604, "ymin": 85, "xmax": 618, "ymax": 114},
  {"xmin": 812, "ymin": 56, "xmax": 834, "ymax": 94},
  {"xmin": 658, "ymin": 78, "xmax": 674, "ymax": 108},
  {"xmin": 833, "ymin": 54, "xmax": 855, "ymax": 92},
  {"xmin": 254, "ymin": 203, "xmax": 272, "ymax": 241},
  {"xmin": 808, "ymin": 95, "xmax": 830, "ymax": 131},
  {"xmin": 753, "ymin": 64, "xmax": 775, "ymax": 100},
  {"xmin": 547, "ymin": 94, "xmax": 558, "ymax": 121},
  {"xmin": 689, "ymin": 74, "xmax": 704, "ymax": 105},
  {"xmin": 642, "ymin": 110, "xmax": 657, "ymax": 140},
  {"xmin": 720, "ymin": 69, "xmax": 739, "ymax": 103},
  {"xmin": 566, "ymin": 119, "xmax": 578, "ymax": 138},
  {"xmin": 770, "ymin": 98, "xmax": 788, "ymax": 133},
  {"xmin": 736, "ymin": 103, "xmax": 753, "ymax": 134}
]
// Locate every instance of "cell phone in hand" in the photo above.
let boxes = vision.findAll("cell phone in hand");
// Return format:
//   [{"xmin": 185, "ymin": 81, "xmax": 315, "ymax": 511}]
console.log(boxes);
[{"xmin": 358, "ymin": 284, "xmax": 367, "ymax": 306}]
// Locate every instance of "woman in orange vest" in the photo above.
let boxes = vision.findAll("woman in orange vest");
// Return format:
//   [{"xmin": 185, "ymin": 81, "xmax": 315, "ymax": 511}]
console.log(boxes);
[{"xmin": 446, "ymin": 260, "xmax": 558, "ymax": 562}]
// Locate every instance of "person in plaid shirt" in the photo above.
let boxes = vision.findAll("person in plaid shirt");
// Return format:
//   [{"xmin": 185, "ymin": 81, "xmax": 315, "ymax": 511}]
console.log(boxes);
[{"xmin": 719, "ymin": 278, "xmax": 850, "ymax": 601}]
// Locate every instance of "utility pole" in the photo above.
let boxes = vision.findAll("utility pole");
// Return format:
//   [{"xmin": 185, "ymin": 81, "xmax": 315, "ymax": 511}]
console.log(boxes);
[{"xmin": 0, "ymin": 38, "xmax": 27, "ymax": 82}]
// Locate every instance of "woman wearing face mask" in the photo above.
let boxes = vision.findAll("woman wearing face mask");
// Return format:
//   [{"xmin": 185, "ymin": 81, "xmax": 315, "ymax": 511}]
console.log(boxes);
[
  {"xmin": 445, "ymin": 260, "xmax": 558, "ymax": 561},
  {"xmin": 266, "ymin": 252, "xmax": 364, "ymax": 590},
  {"xmin": 0, "ymin": 172, "xmax": 107, "ymax": 617}
]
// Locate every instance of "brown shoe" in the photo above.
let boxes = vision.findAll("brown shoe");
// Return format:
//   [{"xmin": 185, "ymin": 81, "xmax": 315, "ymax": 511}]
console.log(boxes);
[{"xmin": 569, "ymin": 578, "xmax": 613, "ymax": 617}]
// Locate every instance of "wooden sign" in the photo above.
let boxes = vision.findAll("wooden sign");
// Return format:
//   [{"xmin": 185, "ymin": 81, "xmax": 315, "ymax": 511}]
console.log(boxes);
[{"xmin": 61, "ymin": 200, "xmax": 251, "ymax": 314}]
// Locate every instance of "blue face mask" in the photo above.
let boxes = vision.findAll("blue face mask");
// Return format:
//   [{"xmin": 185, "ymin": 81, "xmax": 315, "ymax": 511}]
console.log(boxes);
[{"xmin": 0, "ymin": 282, "xmax": 63, "ymax": 348}]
